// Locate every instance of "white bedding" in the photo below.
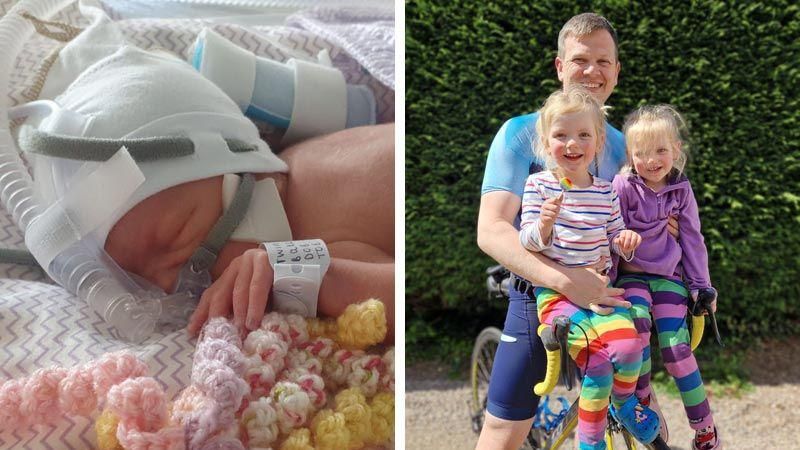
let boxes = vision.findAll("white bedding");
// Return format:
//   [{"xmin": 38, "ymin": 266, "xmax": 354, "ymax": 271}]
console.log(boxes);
[{"xmin": 0, "ymin": 1, "xmax": 394, "ymax": 447}]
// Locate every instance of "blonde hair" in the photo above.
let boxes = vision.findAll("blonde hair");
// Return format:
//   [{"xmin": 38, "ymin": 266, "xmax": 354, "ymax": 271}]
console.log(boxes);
[
  {"xmin": 534, "ymin": 86, "xmax": 607, "ymax": 170},
  {"xmin": 622, "ymin": 104, "xmax": 689, "ymax": 176},
  {"xmin": 557, "ymin": 13, "xmax": 618, "ymax": 60}
]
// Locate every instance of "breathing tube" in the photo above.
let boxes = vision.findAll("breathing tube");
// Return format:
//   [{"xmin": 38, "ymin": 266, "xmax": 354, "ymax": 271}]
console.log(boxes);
[{"xmin": 0, "ymin": 1, "xmax": 184, "ymax": 343}]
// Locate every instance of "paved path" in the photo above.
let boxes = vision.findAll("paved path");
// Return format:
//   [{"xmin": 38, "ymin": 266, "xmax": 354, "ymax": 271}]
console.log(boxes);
[{"xmin": 406, "ymin": 339, "xmax": 800, "ymax": 450}]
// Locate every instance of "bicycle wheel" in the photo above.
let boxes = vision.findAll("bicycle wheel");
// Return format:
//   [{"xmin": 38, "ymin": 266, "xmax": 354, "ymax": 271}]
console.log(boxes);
[
  {"xmin": 470, "ymin": 327, "xmax": 501, "ymax": 434},
  {"xmin": 540, "ymin": 398, "xmax": 579, "ymax": 450}
]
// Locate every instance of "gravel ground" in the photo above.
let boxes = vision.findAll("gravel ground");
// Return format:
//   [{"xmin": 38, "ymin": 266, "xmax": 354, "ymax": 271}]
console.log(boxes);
[{"xmin": 405, "ymin": 338, "xmax": 800, "ymax": 450}]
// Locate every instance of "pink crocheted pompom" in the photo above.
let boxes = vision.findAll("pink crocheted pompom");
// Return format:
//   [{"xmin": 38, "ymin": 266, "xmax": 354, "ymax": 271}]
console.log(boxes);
[
  {"xmin": 106, "ymin": 377, "xmax": 168, "ymax": 432},
  {"xmin": 201, "ymin": 317, "xmax": 242, "ymax": 348},
  {"xmin": 20, "ymin": 367, "xmax": 68, "ymax": 425},
  {"xmin": 347, "ymin": 354, "xmax": 383, "ymax": 397},
  {"xmin": 323, "ymin": 348, "xmax": 364, "ymax": 389},
  {"xmin": 244, "ymin": 329, "xmax": 289, "ymax": 368},
  {"xmin": 295, "ymin": 372, "xmax": 327, "ymax": 409},
  {"xmin": 169, "ymin": 384, "xmax": 209, "ymax": 426},
  {"xmin": 286, "ymin": 348, "xmax": 323, "ymax": 375},
  {"xmin": 116, "ymin": 421, "xmax": 184, "ymax": 450},
  {"xmin": 193, "ymin": 361, "xmax": 249, "ymax": 412},
  {"xmin": 107, "ymin": 377, "xmax": 186, "ymax": 450},
  {"xmin": 271, "ymin": 381, "xmax": 312, "ymax": 434},
  {"xmin": 300, "ymin": 337, "xmax": 336, "ymax": 359},
  {"xmin": 194, "ymin": 338, "xmax": 246, "ymax": 377},
  {"xmin": 260, "ymin": 313, "xmax": 309, "ymax": 347},
  {"xmin": 244, "ymin": 354, "xmax": 280, "ymax": 399},
  {"xmin": 59, "ymin": 366, "xmax": 98, "ymax": 416},
  {"xmin": 0, "ymin": 379, "xmax": 24, "ymax": 429},
  {"xmin": 381, "ymin": 348, "xmax": 395, "ymax": 392},
  {"xmin": 91, "ymin": 351, "xmax": 148, "ymax": 398},
  {"xmin": 199, "ymin": 436, "xmax": 246, "ymax": 450},
  {"xmin": 284, "ymin": 314, "xmax": 310, "ymax": 347},
  {"xmin": 240, "ymin": 397, "xmax": 280, "ymax": 449}
]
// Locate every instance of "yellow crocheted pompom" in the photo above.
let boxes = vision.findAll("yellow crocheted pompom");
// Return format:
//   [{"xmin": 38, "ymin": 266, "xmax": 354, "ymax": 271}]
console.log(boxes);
[
  {"xmin": 95, "ymin": 408, "xmax": 123, "ymax": 450},
  {"xmin": 312, "ymin": 409, "xmax": 351, "ymax": 450},
  {"xmin": 368, "ymin": 392, "xmax": 394, "ymax": 445},
  {"xmin": 336, "ymin": 299, "xmax": 387, "ymax": 349},
  {"xmin": 334, "ymin": 387, "xmax": 372, "ymax": 449},
  {"xmin": 280, "ymin": 428, "xmax": 314, "ymax": 450},
  {"xmin": 307, "ymin": 317, "xmax": 339, "ymax": 340}
]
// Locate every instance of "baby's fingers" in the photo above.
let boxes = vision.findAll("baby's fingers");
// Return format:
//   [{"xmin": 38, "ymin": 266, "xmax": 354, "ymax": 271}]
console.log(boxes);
[
  {"xmin": 246, "ymin": 250, "xmax": 271, "ymax": 330},
  {"xmin": 207, "ymin": 287, "xmax": 233, "ymax": 324},
  {"xmin": 232, "ymin": 254, "xmax": 254, "ymax": 331},
  {"xmin": 187, "ymin": 294, "xmax": 211, "ymax": 336},
  {"xmin": 189, "ymin": 260, "xmax": 238, "ymax": 335}
]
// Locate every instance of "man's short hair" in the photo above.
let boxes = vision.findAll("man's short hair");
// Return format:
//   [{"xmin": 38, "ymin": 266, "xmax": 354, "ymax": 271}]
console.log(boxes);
[{"xmin": 557, "ymin": 13, "xmax": 618, "ymax": 60}]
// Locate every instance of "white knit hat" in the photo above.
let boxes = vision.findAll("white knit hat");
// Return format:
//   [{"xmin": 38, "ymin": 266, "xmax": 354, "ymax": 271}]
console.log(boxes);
[{"xmin": 22, "ymin": 45, "xmax": 287, "ymax": 247}]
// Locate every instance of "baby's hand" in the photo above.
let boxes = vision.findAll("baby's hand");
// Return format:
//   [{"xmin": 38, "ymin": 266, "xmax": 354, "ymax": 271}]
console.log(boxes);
[
  {"xmin": 187, "ymin": 248, "xmax": 273, "ymax": 336},
  {"xmin": 538, "ymin": 193, "xmax": 563, "ymax": 237},
  {"xmin": 614, "ymin": 230, "xmax": 641, "ymax": 258}
]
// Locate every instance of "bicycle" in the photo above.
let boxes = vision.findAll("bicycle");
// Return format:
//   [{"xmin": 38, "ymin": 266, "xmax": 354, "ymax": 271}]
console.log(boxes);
[{"xmin": 470, "ymin": 265, "xmax": 718, "ymax": 450}]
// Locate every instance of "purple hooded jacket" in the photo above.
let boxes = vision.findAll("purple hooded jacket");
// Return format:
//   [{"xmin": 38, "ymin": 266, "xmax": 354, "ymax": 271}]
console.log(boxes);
[{"xmin": 610, "ymin": 172, "xmax": 711, "ymax": 291}]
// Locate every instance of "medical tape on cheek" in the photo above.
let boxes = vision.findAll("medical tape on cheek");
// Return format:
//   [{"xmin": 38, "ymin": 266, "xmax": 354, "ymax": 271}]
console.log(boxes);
[
  {"xmin": 222, "ymin": 174, "xmax": 293, "ymax": 243},
  {"xmin": 25, "ymin": 147, "xmax": 144, "ymax": 272}
]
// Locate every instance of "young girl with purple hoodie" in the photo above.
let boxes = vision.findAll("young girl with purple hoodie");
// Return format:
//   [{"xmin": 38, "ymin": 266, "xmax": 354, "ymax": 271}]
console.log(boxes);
[{"xmin": 611, "ymin": 105, "xmax": 721, "ymax": 450}]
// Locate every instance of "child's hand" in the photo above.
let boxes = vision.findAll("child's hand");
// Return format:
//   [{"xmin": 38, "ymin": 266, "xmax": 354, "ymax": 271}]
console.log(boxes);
[
  {"xmin": 691, "ymin": 288, "xmax": 718, "ymax": 314},
  {"xmin": 538, "ymin": 193, "xmax": 564, "ymax": 241},
  {"xmin": 187, "ymin": 248, "xmax": 273, "ymax": 336},
  {"xmin": 614, "ymin": 230, "xmax": 641, "ymax": 258}
]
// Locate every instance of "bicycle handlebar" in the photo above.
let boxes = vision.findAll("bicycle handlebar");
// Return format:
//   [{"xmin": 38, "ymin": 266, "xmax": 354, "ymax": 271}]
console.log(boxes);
[
  {"xmin": 485, "ymin": 265, "xmax": 510, "ymax": 300},
  {"xmin": 689, "ymin": 288, "xmax": 724, "ymax": 350},
  {"xmin": 534, "ymin": 315, "xmax": 572, "ymax": 395}
]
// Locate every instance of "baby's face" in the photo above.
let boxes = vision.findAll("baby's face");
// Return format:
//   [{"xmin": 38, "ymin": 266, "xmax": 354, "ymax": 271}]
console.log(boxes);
[
  {"xmin": 545, "ymin": 111, "xmax": 600, "ymax": 178},
  {"xmin": 104, "ymin": 177, "xmax": 224, "ymax": 293}
]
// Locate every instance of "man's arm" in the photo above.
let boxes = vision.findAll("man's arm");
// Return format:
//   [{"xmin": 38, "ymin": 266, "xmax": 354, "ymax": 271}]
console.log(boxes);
[{"xmin": 477, "ymin": 191, "xmax": 628, "ymax": 313}]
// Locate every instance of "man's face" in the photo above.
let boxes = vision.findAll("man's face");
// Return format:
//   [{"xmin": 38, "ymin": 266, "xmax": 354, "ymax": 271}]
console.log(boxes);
[{"xmin": 555, "ymin": 30, "xmax": 620, "ymax": 105}]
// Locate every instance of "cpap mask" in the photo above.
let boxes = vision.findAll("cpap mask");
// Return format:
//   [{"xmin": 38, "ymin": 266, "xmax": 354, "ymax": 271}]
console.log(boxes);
[{"xmin": 0, "ymin": 5, "xmax": 287, "ymax": 343}]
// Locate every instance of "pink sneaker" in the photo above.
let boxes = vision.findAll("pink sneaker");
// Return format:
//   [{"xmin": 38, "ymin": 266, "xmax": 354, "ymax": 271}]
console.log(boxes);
[{"xmin": 692, "ymin": 426, "xmax": 722, "ymax": 450}]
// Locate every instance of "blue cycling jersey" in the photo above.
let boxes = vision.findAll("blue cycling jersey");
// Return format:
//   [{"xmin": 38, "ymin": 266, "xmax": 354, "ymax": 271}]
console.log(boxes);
[{"xmin": 481, "ymin": 112, "xmax": 627, "ymax": 198}]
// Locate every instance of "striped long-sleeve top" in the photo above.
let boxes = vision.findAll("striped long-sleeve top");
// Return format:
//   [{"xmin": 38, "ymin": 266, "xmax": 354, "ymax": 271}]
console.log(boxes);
[{"xmin": 519, "ymin": 171, "xmax": 631, "ymax": 272}]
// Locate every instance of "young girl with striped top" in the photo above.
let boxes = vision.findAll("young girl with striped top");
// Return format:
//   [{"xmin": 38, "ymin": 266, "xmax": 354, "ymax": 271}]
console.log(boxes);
[
  {"xmin": 612, "ymin": 105, "xmax": 721, "ymax": 450},
  {"xmin": 518, "ymin": 87, "xmax": 660, "ymax": 450}
]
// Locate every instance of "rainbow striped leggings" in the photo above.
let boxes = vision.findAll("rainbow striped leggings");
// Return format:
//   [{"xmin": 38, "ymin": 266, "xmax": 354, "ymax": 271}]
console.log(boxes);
[
  {"xmin": 617, "ymin": 274, "xmax": 714, "ymax": 430},
  {"xmin": 534, "ymin": 287, "xmax": 642, "ymax": 450}
]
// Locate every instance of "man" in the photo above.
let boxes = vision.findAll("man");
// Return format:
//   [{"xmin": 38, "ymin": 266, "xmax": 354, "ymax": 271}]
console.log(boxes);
[{"xmin": 475, "ymin": 13, "xmax": 672, "ymax": 449}]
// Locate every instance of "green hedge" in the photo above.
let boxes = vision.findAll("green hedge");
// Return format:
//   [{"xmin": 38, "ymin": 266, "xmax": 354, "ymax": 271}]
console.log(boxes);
[{"xmin": 406, "ymin": 1, "xmax": 800, "ymax": 348}]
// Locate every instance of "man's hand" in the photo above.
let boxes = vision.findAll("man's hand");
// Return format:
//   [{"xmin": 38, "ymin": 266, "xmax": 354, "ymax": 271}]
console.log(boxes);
[
  {"xmin": 560, "ymin": 261, "xmax": 630, "ymax": 315},
  {"xmin": 187, "ymin": 248, "xmax": 273, "ymax": 336},
  {"xmin": 538, "ymin": 193, "xmax": 563, "ymax": 243},
  {"xmin": 614, "ymin": 230, "xmax": 642, "ymax": 259}
]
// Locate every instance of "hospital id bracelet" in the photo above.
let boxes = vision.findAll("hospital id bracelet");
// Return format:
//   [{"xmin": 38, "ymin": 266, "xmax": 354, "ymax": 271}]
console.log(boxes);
[{"xmin": 261, "ymin": 239, "xmax": 330, "ymax": 317}]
